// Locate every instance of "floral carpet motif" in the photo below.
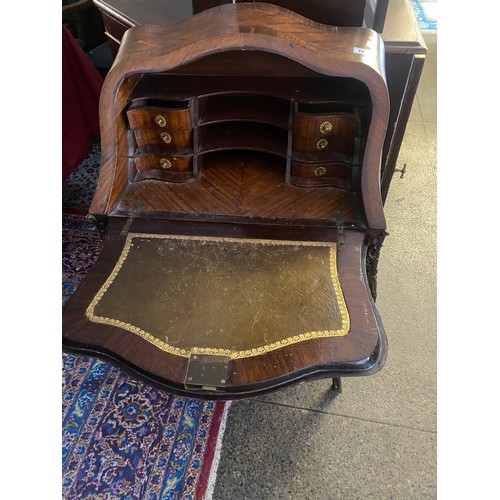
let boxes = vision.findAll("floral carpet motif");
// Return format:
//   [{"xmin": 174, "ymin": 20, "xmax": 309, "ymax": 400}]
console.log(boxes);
[
  {"xmin": 62, "ymin": 348, "xmax": 225, "ymax": 499},
  {"xmin": 62, "ymin": 213, "xmax": 103, "ymax": 304},
  {"xmin": 62, "ymin": 148, "xmax": 229, "ymax": 499}
]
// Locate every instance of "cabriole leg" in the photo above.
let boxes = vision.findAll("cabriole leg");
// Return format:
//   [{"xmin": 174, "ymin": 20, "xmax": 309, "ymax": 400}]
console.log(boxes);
[{"xmin": 331, "ymin": 377, "xmax": 342, "ymax": 394}]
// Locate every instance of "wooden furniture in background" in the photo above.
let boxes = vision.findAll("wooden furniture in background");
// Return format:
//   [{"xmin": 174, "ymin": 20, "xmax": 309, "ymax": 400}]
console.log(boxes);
[
  {"xmin": 191, "ymin": 0, "xmax": 389, "ymax": 31},
  {"xmin": 62, "ymin": 0, "xmax": 106, "ymax": 52}
]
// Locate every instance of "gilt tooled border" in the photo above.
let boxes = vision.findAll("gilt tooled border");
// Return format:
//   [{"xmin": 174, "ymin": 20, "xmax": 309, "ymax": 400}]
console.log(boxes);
[{"xmin": 86, "ymin": 233, "xmax": 350, "ymax": 359}]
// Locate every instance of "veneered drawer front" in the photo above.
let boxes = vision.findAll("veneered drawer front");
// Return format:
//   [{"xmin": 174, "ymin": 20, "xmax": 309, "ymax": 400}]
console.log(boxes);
[
  {"xmin": 290, "ymin": 160, "xmax": 352, "ymax": 189},
  {"xmin": 293, "ymin": 113, "xmax": 360, "ymax": 155},
  {"xmin": 127, "ymin": 106, "xmax": 192, "ymax": 131},
  {"xmin": 133, "ymin": 154, "xmax": 194, "ymax": 182},
  {"xmin": 132, "ymin": 128, "xmax": 193, "ymax": 148},
  {"xmin": 134, "ymin": 154, "xmax": 193, "ymax": 173}
]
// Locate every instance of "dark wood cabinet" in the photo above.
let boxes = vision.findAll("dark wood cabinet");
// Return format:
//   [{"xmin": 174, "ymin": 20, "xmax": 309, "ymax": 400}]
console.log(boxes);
[{"xmin": 192, "ymin": 0, "xmax": 389, "ymax": 31}]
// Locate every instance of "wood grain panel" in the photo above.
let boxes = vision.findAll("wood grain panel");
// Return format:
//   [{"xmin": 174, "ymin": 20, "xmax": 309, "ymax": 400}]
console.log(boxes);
[
  {"xmin": 127, "ymin": 104, "xmax": 192, "ymax": 131},
  {"xmin": 293, "ymin": 112, "xmax": 360, "ymax": 155},
  {"xmin": 134, "ymin": 154, "xmax": 193, "ymax": 173},
  {"xmin": 132, "ymin": 128, "xmax": 193, "ymax": 148},
  {"xmin": 113, "ymin": 151, "xmax": 361, "ymax": 223},
  {"xmin": 290, "ymin": 159, "xmax": 352, "ymax": 188}
]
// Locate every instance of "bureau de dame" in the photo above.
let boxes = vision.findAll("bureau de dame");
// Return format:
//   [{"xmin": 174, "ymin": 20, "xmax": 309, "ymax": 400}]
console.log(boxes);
[{"xmin": 62, "ymin": 3, "xmax": 394, "ymax": 399}]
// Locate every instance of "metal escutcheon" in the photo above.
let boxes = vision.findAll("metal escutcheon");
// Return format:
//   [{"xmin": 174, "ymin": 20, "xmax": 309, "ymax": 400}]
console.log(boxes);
[
  {"xmin": 320, "ymin": 121, "xmax": 333, "ymax": 134},
  {"xmin": 160, "ymin": 132, "xmax": 172, "ymax": 144},
  {"xmin": 314, "ymin": 166, "xmax": 327, "ymax": 177},
  {"xmin": 160, "ymin": 158, "xmax": 172, "ymax": 169},
  {"xmin": 155, "ymin": 115, "xmax": 166, "ymax": 127},
  {"xmin": 316, "ymin": 138, "xmax": 328, "ymax": 150}
]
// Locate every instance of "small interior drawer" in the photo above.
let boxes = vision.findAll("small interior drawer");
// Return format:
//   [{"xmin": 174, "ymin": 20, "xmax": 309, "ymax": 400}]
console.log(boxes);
[
  {"xmin": 293, "ymin": 112, "xmax": 360, "ymax": 155},
  {"xmin": 290, "ymin": 159, "xmax": 352, "ymax": 188},
  {"xmin": 134, "ymin": 153, "xmax": 193, "ymax": 173},
  {"xmin": 132, "ymin": 128, "xmax": 193, "ymax": 148},
  {"xmin": 127, "ymin": 103, "xmax": 192, "ymax": 131}
]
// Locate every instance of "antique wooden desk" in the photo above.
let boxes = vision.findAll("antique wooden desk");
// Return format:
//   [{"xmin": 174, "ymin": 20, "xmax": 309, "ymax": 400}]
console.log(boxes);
[
  {"xmin": 92, "ymin": 0, "xmax": 426, "ymax": 201},
  {"xmin": 63, "ymin": 3, "xmax": 393, "ymax": 399}
]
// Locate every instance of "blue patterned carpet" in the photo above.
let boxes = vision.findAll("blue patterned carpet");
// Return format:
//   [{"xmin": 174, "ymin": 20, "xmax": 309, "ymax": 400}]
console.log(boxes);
[
  {"xmin": 411, "ymin": 0, "xmax": 437, "ymax": 31},
  {"xmin": 62, "ymin": 148, "xmax": 228, "ymax": 499}
]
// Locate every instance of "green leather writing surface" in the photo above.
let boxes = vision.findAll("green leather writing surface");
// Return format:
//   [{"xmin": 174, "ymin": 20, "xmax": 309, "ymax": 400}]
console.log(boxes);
[{"xmin": 87, "ymin": 233, "xmax": 349, "ymax": 359}]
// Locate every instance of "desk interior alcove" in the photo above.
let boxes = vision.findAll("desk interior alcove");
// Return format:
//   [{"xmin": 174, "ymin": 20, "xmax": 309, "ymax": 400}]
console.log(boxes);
[{"xmin": 116, "ymin": 63, "xmax": 373, "ymax": 225}]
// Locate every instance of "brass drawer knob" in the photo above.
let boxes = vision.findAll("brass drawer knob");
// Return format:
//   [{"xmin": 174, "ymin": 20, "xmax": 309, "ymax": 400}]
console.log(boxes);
[
  {"xmin": 314, "ymin": 166, "xmax": 327, "ymax": 177},
  {"xmin": 160, "ymin": 158, "xmax": 172, "ymax": 169},
  {"xmin": 155, "ymin": 114, "xmax": 167, "ymax": 127},
  {"xmin": 160, "ymin": 132, "xmax": 172, "ymax": 144},
  {"xmin": 320, "ymin": 121, "xmax": 333, "ymax": 134},
  {"xmin": 316, "ymin": 138, "xmax": 328, "ymax": 150}
]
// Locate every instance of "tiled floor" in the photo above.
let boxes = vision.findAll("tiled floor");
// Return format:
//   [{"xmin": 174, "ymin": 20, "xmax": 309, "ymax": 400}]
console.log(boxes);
[{"xmin": 211, "ymin": 34, "xmax": 437, "ymax": 499}]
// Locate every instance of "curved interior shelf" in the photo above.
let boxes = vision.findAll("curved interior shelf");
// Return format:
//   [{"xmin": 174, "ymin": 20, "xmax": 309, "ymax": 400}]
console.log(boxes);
[
  {"xmin": 197, "ymin": 122, "xmax": 289, "ymax": 157},
  {"xmin": 198, "ymin": 95, "xmax": 290, "ymax": 128},
  {"xmin": 128, "ymin": 98, "xmax": 192, "ymax": 111}
]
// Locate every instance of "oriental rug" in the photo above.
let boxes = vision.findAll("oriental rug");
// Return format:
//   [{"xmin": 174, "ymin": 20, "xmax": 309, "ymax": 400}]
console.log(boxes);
[
  {"xmin": 62, "ymin": 146, "xmax": 230, "ymax": 499},
  {"xmin": 411, "ymin": 0, "xmax": 437, "ymax": 32}
]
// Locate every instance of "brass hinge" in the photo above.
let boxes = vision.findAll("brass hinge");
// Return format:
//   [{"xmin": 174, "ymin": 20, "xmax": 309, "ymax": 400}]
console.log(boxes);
[
  {"xmin": 336, "ymin": 211, "xmax": 345, "ymax": 248},
  {"xmin": 185, "ymin": 354, "xmax": 230, "ymax": 392},
  {"xmin": 120, "ymin": 200, "xmax": 144, "ymax": 236}
]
